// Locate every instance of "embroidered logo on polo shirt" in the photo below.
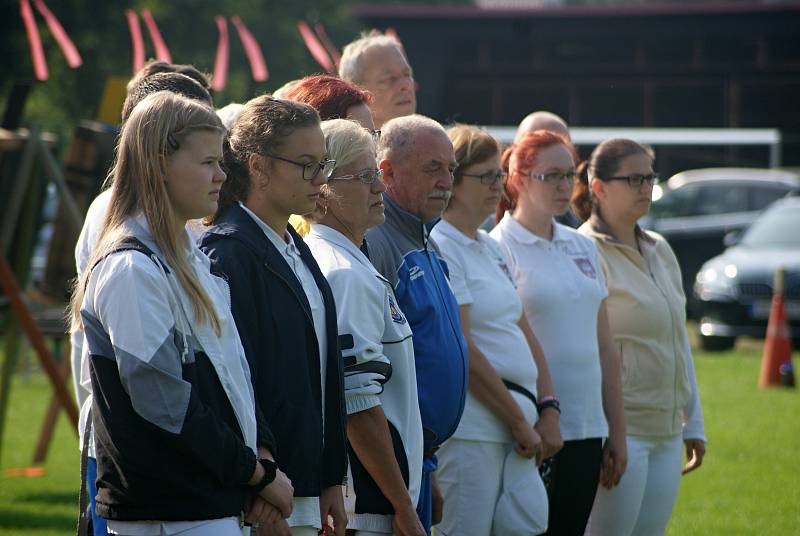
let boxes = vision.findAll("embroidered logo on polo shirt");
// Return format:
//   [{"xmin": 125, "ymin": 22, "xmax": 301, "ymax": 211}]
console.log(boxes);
[
  {"xmin": 573, "ymin": 257, "xmax": 597, "ymax": 279},
  {"xmin": 388, "ymin": 296, "xmax": 406, "ymax": 324}
]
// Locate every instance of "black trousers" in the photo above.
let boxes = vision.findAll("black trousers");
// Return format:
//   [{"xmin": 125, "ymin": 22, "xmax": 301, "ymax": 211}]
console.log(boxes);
[{"xmin": 541, "ymin": 437, "xmax": 604, "ymax": 536}]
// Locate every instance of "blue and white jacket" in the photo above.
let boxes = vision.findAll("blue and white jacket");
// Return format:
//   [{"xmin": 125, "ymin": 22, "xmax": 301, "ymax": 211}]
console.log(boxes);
[{"xmin": 365, "ymin": 195, "xmax": 468, "ymax": 453}]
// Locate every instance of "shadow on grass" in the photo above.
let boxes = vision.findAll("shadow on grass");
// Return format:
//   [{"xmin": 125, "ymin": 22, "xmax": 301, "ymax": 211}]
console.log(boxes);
[
  {"xmin": 16, "ymin": 490, "xmax": 77, "ymax": 504},
  {"xmin": 0, "ymin": 507, "xmax": 74, "ymax": 531}
]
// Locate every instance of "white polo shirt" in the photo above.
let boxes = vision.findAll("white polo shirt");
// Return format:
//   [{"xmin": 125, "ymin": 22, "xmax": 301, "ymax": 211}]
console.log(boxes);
[
  {"xmin": 490, "ymin": 213, "xmax": 609, "ymax": 442},
  {"xmin": 240, "ymin": 203, "xmax": 326, "ymax": 530},
  {"xmin": 431, "ymin": 219, "xmax": 539, "ymax": 443}
]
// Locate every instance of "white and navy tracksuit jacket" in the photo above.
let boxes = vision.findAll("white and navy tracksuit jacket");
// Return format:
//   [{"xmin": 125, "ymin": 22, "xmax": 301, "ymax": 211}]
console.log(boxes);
[{"xmin": 306, "ymin": 224, "xmax": 424, "ymax": 533}]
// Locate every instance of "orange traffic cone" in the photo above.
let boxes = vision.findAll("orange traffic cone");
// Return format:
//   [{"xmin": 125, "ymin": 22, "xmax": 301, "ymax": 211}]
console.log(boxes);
[{"xmin": 759, "ymin": 267, "xmax": 795, "ymax": 388}]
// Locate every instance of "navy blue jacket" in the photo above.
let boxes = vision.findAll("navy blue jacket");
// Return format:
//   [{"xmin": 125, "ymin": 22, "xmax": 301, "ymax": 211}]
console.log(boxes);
[{"xmin": 199, "ymin": 204, "xmax": 347, "ymax": 496}]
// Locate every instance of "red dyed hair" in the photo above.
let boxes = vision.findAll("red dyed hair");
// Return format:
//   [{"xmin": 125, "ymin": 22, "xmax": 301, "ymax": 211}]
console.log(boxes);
[
  {"xmin": 496, "ymin": 130, "xmax": 578, "ymax": 223},
  {"xmin": 282, "ymin": 74, "xmax": 372, "ymax": 121}
]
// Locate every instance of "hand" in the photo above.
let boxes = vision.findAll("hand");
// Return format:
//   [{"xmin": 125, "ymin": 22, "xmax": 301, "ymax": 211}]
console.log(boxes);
[
  {"xmin": 256, "ymin": 518, "xmax": 291, "ymax": 536},
  {"xmin": 392, "ymin": 501, "xmax": 426, "ymax": 536},
  {"xmin": 599, "ymin": 433, "xmax": 627, "ymax": 489},
  {"xmin": 510, "ymin": 419, "xmax": 542, "ymax": 460},
  {"xmin": 682, "ymin": 439, "xmax": 706, "ymax": 475},
  {"xmin": 534, "ymin": 410, "xmax": 563, "ymax": 463},
  {"xmin": 431, "ymin": 472, "xmax": 444, "ymax": 526},
  {"xmin": 245, "ymin": 495, "xmax": 283, "ymax": 526},
  {"xmin": 319, "ymin": 485, "xmax": 347, "ymax": 536},
  {"xmin": 258, "ymin": 468, "xmax": 294, "ymax": 518}
]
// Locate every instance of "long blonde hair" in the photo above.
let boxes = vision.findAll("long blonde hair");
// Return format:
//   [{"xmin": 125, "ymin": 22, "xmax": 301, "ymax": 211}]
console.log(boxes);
[{"xmin": 71, "ymin": 91, "xmax": 225, "ymax": 334}]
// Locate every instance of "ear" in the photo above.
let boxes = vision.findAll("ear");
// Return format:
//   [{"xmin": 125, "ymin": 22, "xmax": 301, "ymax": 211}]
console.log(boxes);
[
  {"xmin": 590, "ymin": 177, "xmax": 606, "ymax": 201},
  {"xmin": 248, "ymin": 153, "xmax": 266, "ymax": 179},
  {"xmin": 378, "ymin": 158, "xmax": 393, "ymax": 182}
]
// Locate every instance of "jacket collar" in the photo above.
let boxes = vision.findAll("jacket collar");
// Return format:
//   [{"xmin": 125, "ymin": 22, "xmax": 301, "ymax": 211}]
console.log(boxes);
[
  {"xmin": 584, "ymin": 212, "xmax": 655, "ymax": 247},
  {"xmin": 497, "ymin": 211, "xmax": 568, "ymax": 246},
  {"xmin": 383, "ymin": 194, "xmax": 441, "ymax": 249},
  {"xmin": 308, "ymin": 224, "xmax": 388, "ymax": 282}
]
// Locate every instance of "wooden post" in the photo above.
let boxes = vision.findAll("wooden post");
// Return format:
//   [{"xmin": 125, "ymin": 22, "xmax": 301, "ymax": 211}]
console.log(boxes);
[{"xmin": 33, "ymin": 338, "xmax": 73, "ymax": 464}]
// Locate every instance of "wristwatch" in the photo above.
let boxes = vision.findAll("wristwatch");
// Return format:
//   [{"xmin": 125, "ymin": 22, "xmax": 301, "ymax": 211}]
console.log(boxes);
[{"xmin": 250, "ymin": 458, "xmax": 277, "ymax": 493}]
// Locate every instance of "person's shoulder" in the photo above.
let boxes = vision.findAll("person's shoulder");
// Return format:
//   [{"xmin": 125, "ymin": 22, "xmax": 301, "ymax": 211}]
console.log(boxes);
[
  {"xmin": 89, "ymin": 246, "xmax": 166, "ymax": 296},
  {"xmin": 560, "ymin": 222, "xmax": 598, "ymax": 249}
]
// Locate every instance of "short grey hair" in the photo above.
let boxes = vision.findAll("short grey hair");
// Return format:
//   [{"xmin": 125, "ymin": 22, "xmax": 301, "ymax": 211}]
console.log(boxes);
[
  {"xmin": 216, "ymin": 102, "xmax": 244, "ymax": 131},
  {"xmin": 378, "ymin": 114, "xmax": 447, "ymax": 161},
  {"xmin": 339, "ymin": 30, "xmax": 405, "ymax": 83},
  {"xmin": 514, "ymin": 110, "xmax": 570, "ymax": 143},
  {"xmin": 321, "ymin": 118, "xmax": 376, "ymax": 172}
]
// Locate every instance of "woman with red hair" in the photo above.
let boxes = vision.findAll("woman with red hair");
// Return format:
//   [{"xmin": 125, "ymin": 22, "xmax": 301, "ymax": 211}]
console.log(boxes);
[
  {"xmin": 489, "ymin": 131, "xmax": 627, "ymax": 536},
  {"xmin": 282, "ymin": 74, "xmax": 376, "ymax": 132}
]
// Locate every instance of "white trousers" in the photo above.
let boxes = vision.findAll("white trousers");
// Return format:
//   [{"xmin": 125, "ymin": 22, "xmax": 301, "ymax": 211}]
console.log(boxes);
[
  {"xmin": 289, "ymin": 527, "xmax": 318, "ymax": 536},
  {"xmin": 585, "ymin": 434, "xmax": 683, "ymax": 536},
  {"xmin": 108, "ymin": 517, "xmax": 247, "ymax": 535},
  {"xmin": 436, "ymin": 438, "xmax": 507, "ymax": 536}
]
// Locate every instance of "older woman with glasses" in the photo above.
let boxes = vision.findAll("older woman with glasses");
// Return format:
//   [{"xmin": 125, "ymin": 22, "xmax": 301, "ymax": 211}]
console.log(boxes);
[
  {"xmin": 430, "ymin": 125, "xmax": 561, "ymax": 535},
  {"xmin": 489, "ymin": 130, "xmax": 627, "ymax": 536},
  {"xmin": 574, "ymin": 139, "xmax": 706, "ymax": 536},
  {"xmin": 304, "ymin": 119, "xmax": 425, "ymax": 536}
]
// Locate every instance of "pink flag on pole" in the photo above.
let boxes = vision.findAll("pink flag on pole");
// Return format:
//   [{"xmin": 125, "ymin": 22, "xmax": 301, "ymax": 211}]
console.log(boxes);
[
  {"xmin": 211, "ymin": 16, "xmax": 229, "ymax": 92},
  {"xmin": 314, "ymin": 23, "xmax": 340, "ymax": 69},
  {"xmin": 125, "ymin": 9, "xmax": 145, "ymax": 73},
  {"xmin": 141, "ymin": 9, "xmax": 172, "ymax": 63},
  {"xmin": 297, "ymin": 21, "xmax": 334, "ymax": 74},
  {"xmin": 231, "ymin": 16, "xmax": 268, "ymax": 82},
  {"xmin": 31, "ymin": 0, "xmax": 81, "ymax": 68},
  {"xmin": 20, "ymin": 0, "xmax": 48, "ymax": 80}
]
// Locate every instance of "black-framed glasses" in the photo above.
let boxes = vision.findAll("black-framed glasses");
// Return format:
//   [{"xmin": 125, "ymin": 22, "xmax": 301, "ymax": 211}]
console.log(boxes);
[
  {"xmin": 604, "ymin": 173, "xmax": 660, "ymax": 188},
  {"xmin": 527, "ymin": 170, "xmax": 578, "ymax": 184},
  {"xmin": 264, "ymin": 154, "xmax": 336, "ymax": 181},
  {"xmin": 461, "ymin": 170, "xmax": 507, "ymax": 185},
  {"xmin": 329, "ymin": 168, "xmax": 384, "ymax": 185}
]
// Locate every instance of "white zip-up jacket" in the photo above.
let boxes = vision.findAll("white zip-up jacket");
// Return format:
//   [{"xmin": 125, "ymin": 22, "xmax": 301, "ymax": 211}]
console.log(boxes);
[{"xmin": 306, "ymin": 224, "xmax": 423, "ymax": 533}]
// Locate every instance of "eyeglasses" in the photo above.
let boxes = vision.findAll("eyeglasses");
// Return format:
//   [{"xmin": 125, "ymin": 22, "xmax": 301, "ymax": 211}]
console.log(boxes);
[
  {"xmin": 264, "ymin": 154, "xmax": 337, "ymax": 181},
  {"xmin": 461, "ymin": 170, "xmax": 507, "ymax": 185},
  {"xmin": 604, "ymin": 173, "xmax": 660, "ymax": 188},
  {"xmin": 526, "ymin": 170, "xmax": 578, "ymax": 184},
  {"xmin": 329, "ymin": 168, "xmax": 384, "ymax": 185}
]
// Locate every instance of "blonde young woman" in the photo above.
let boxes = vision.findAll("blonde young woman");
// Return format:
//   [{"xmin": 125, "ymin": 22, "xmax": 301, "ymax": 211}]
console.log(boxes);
[
  {"xmin": 71, "ymin": 92, "xmax": 293, "ymax": 536},
  {"xmin": 574, "ymin": 139, "xmax": 706, "ymax": 536},
  {"xmin": 431, "ymin": 126, "xmax": 561, "ymax": 535},
  {"xmin": 304, "ymin": 119, "xmax": 425, "ymax": 536}
]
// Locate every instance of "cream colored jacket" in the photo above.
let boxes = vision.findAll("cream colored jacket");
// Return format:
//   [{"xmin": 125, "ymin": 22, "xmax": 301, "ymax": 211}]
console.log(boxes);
[{"xmin": 580, "ymin": 216, "xmax": 705, "ymax": 439}]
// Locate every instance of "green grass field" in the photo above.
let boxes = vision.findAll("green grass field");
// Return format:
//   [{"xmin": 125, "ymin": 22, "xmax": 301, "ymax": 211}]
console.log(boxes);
[{"xmin": 0, "ymin": 346, "xmax": 798, "ymax": 535}]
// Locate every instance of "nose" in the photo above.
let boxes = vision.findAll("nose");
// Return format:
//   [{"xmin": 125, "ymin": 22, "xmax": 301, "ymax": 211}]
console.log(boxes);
[
  {"xmin": 311, "ymin": 169, "xmax": 328, "ymax": 187},
  {"xmin": 372, "ymin": 177, "xmax": 387, "ymax": 194},
  {"xmin": 398, "ymin": 75, "xmax": 414, "ymax": 94},
  {"xmin": 215, "ymin": 163, "xmax": 226, "ymax": 183}
]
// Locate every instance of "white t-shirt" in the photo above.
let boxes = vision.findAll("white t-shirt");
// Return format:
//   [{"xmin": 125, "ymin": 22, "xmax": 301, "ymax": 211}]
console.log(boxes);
[
  {"xmin": 432, "ymin": 220, "xmax": 539, "ymax": 443},
  {"xmin": 240, "ymin": 203, "xmax": 326, "ymax": 529},
  {"xmin": 490, "ymin": 213, "xmax": 609, "ymax": 442}
]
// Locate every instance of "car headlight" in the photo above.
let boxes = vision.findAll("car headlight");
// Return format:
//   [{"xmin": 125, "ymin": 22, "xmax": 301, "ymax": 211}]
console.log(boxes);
[{"xmin": 695, "ymin": 265, "xmax": 738, "ymax": 300}]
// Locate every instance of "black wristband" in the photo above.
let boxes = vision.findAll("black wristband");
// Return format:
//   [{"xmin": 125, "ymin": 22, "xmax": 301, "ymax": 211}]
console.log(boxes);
[
  {"xmin": 250, "ymin": 458, "xmax": 277, "ymax": 494},
  {"xmin": 537, "ymin": 399, "xmax": 561, "ymax": 415}
]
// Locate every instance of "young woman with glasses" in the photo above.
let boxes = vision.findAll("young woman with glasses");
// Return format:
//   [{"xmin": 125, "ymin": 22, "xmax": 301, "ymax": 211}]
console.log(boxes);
[
  {"xmin": 200, "ymin": 96, "xmax": 348, "ymax": 536},
  {"xmin": 490, "ymin": 130, "xmax": 628, "ymax": 536},
  {"xmin": 574, "ymin": 139, "xmax": 706, "ymax": 536},
  {"xmin": 303, "ymin": 118, "xmax": 426, "ymax": 536},
  {"xmin": 430, "ymin": 125, "xmax": 561, "ymax": 535}
]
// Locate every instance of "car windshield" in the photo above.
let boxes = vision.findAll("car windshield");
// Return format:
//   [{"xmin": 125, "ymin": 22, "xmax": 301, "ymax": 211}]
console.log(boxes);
[{"xmin": 740, "ymin": 203, "xmax": 800, "ymax": 248}]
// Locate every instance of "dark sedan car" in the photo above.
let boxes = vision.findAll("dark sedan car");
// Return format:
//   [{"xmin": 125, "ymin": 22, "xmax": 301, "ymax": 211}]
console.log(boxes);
[
  {"xmin": 641, "ymin": 168, "xmax": 799, "ymax": 303},
  {"xmin": 692, "ymin": 197, "xmax": 800, "ymax": 351}
]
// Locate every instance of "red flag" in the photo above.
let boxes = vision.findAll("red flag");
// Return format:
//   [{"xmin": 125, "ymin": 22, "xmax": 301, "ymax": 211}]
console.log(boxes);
[
  {"xmin": 211, "ymin": 16, "xmax": 229, "ymax": 92},
  {"xmin": 231, "ymin": 16, "xmax": 268, "ymax": 82},
  {"xmin": 314, "ymin": 23, "xmax": 340, "ymax": 69},
  {"xmin": 20, "ymin": 0, "xmax": 48, "ymax": 80},
  {"xmin": 125, "ymin": 9, "xmax": 145, "ymax": 73},
  {"xmin": 31, "ymin": 0, "xmax": 81, "ymax": 68},
  {"xmin": 297, "ymin": 20, "xmax": 334, "ymax": 74},
  {"xmin": 141, "ymin": 9, "xmax": 172, "ymax": 63}
]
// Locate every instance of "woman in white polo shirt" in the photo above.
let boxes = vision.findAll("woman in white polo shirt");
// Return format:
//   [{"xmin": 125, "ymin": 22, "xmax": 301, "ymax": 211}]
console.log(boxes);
[
  {"xmin": 574, "ymin": 139, "xmax": 705, "ymax": 536},
  {"xmin": 490, "ymin": 130, "xmax": 627, "ymax": 536},
  {"xmin": 431, "ymin": 125, "xmax": 561, "ymax": 535},
  {"xmin": 304, "ymin": 119, "xmax": 425, "ymax": 536}
]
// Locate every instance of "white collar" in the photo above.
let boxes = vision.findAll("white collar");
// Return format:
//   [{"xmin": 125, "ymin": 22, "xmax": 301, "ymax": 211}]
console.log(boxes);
[
  {"xmin": 238, "ymin": 202, "xmax": 297, "ymax": 254},
  {"xmin": 498, "ymin": 211, "xmax": 567, "ymax": 246},
  {"xmin": 308, "ymin": 224, "xmax": 387, "ymax": 281}
]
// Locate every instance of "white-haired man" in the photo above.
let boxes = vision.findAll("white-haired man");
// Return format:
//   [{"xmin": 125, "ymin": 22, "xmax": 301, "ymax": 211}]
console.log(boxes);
[
  {"xmin": 339, "ymin": 32, "xmax": 416, "ymax": 129},
  {"xmin": 365, "ymin": 114, "xmax": 468, "ymax": 535}
]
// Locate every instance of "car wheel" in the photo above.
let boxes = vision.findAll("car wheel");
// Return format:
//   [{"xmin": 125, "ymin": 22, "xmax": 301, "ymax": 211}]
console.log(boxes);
[{"xmin": 698, "ymin": 333, "xmax": 736, "ymax": 352}]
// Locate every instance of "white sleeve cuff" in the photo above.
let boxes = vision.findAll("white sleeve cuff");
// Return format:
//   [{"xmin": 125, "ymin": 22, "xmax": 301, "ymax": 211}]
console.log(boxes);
[{"xmin": 345, "ymin": 394, "xmax": 382, "ymax": 416}]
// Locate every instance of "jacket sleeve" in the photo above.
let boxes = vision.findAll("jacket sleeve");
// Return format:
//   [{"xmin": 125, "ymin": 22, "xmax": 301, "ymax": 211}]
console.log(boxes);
[
  {"xmin": 326, "ymin": 266, "xmax": 392, "ymax": 416},
  {"xmin": 681, "ymin": 329, "xmax": 707, "ymax": 441},
  {"xmin": 203, "ymin": 240, "xmax": 278, "ymax": 454},
  {"xmin": 91, "ymin": 254, "xmax": 257, "ymax": 486}
]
